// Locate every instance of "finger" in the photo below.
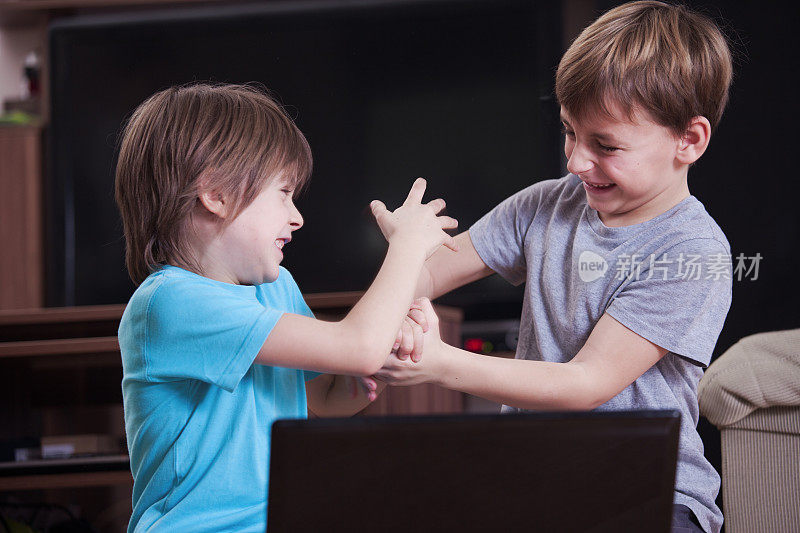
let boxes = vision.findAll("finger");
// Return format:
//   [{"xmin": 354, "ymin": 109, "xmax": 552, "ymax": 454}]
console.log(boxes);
[
  {"xmin": 399, "ymin": 319, "xmax": 414, "ymax": 360},
  {"xmin": 370, "ymin": 200, "xmax": 389, "ymax": 221},
  {"xmin": 438, "ymin": 216, "xmax": 459, "ymax": 230},
  {"xmin": 426, "ymin": 198, "xmax": 446, "ymax": 214},
  {"xmin": 418, "ymin": 297, "xmax": 440, "ymax": 327},
  {"xmin": 403, "ymin": 177, "xmax": 427, "ymax": 206},
  {"xmin": 442, "ymin": 234, "xmax": 460, "ymax": 253},
  {"xmin": 410, "ymin": 320, "xmax": 424, "ymax": 363},
  {"xmin": 393, "ymin": 328, "xmax": 403, "ymax": 352},
  {"xmin": 407, "ymin": 307, "xmax": 428, "ymax": 333},
  {"xmin": 360, "ymin": 376, "xmax": 377, "ymax": 393}
]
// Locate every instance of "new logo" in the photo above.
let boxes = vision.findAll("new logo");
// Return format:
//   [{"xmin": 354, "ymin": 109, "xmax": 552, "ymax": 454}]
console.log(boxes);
[{"xmin": 578, "ymin": 251, "xmax": 608, "ymax": 282}]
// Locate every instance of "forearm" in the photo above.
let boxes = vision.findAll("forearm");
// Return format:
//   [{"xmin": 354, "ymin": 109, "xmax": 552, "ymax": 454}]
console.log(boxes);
[
  {"xmin": 259, "ymin": 241, "xmax": 426, "ymax": 376},
  {"xmin": 414, "ymin": 262, "xmax": 436, "ymax": 299},
  {"xmin": 340, "ymin": 239, "xmax": 426, "ymax": 368},
  {"xmin": 307, "ymin": 375, "xmax": 387, "ymax": 417},
  {"xmin": 434, "ymin": 345, "xmax": 602, "ymax": 411},
  {"xmin": 415, "ymin": 231, "xmax": 493, "ymax": 300}
]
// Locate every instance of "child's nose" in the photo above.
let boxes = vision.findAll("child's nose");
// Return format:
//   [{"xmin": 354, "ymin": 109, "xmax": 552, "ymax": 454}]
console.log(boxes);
[
  {"xmin": 289, "ymin": 202, "xmax": 303, "ymax": 230},
  {"xmin": 566, "ymin": 144, "xmax": 595, "ymax": 175}
]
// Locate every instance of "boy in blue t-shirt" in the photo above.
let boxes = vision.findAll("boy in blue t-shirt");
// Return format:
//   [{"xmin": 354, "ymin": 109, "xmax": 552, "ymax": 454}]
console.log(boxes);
[
  {"xmin": 372, "ymin": 2, "xmax": 734, "ymax": 532},
  {"xmin": 115, "ymin": 83, "xmax": 457, "ymax": 532}
]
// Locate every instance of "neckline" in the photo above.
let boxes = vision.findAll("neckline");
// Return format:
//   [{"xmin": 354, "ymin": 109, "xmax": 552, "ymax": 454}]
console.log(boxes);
[
  {"xmin": 585, "ymin": 193, "xmax": 698, "ymax": 239},
  {"xmin": 159, "ymin": 264, "xmax": 260, "ymax": 294}
]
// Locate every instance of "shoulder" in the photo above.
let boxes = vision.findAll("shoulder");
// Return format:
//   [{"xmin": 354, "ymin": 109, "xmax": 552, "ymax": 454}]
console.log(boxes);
[
  {"xmin": 623, "ymin": 197, "xmax": 730, "ymax": 262},
  {"xmin": 119, "ymin": 267, "xmax": 256, "ymax": 339},
  {"xmin": 118, "ymin": 268, "xmax": 172, "ymax": 340},
  {"xmin": 660, "ymin": 197, "xmax": 730, "ymax": 252},
  {"xmin": 478, "ymin": 174, "xmax": 582, "ymax": 227},
  {"xmin": 145, "ymin": 266, "xmax": 251, "ymax": 316},
  {"xmin": 505, "ymin": 174, "xmax": 583, "ymax": 205}
]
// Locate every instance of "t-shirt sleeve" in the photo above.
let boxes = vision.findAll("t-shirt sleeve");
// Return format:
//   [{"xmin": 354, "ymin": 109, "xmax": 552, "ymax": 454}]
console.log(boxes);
[
  {"xmin": 469, "ymin": 182, "xmax": 543, "ymax": 286},
  {"xmin": 605, "ymin": 238, "xmax": 733, "ymax": 367},
  {"xmin": 143, "ymin": 277, "xmax": 283, "ymax": 392}
]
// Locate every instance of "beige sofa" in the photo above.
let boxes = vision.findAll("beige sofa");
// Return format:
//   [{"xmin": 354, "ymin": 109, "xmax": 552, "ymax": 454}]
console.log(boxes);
[{"xmin": 698, "ymin": 329, "xmax": 800, "ymax": 533}]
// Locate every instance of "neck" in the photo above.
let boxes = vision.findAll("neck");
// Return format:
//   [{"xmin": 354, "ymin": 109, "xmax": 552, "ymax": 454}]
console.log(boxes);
[
  {"xmin": 600, "ymin": 172, "xmax": 690, "ymax": 227},
  {"xmin": 186, "ymin": 216, "xmax": 243, "ymax": 285}
]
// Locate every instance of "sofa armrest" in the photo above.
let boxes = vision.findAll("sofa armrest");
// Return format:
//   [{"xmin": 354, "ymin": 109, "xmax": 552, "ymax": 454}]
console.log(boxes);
[{"xmin": 698, "ymin": 329, "xmax": 800, "ymax": 428}]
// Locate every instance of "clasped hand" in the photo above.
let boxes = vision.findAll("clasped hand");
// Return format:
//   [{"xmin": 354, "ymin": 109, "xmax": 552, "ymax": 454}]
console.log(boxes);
[{"xmin": 360, "ymin": 297, "xmax": 444, "ymax": 394}]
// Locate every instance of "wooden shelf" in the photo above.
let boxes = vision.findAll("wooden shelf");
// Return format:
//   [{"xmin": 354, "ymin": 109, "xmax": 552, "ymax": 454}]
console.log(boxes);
[
  {"xmin": 0, "ymin": 336, "xmax": 119, "ymax": 358},
  {"xmin": 0, "ymin": 455, "xmax": 131, "ymax": 491},
  {"xmin": 0, "ymin": 304, "xmax": 124, "ymax": 326}
]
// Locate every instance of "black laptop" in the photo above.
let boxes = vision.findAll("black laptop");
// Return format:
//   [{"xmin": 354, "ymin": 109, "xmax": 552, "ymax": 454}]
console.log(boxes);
[{"xmin": 267, "ymin": 410, "xmax": 680, "ymax": 532}]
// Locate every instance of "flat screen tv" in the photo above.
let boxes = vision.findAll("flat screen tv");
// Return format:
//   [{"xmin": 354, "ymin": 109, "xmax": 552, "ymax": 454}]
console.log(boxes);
[{"xmin": 47, "ymin": 0, "xmax": 563, "ymax": 316}]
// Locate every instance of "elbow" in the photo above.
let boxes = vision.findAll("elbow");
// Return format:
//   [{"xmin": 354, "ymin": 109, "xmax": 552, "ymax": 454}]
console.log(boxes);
[
  {"xmin": 562, "ymin": 363, "xmax": 610, "ymax": 411},
  {"xmin": 581, "ymin": 394, "xmax": 608, "ymax": 411},
  {"xmin": 349, "ymin": 331, "xmax": 389, "ymax": 377},
  {"xmin": 334, "ymin": 319, "xmax": 388, "ymax": 376},
  {"xmin": 555, "ymin": 393, "xmax": 603, "ymax": 412}
]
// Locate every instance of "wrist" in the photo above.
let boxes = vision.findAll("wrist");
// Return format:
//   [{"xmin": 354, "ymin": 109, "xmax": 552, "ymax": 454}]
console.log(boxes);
[
  {"xmin": 387, "ymin": 237, "xmax": 427, "ymax": 263},
  {"xmin": 429, "ymin": 341, "xmax": 454, "ymax": 387}
]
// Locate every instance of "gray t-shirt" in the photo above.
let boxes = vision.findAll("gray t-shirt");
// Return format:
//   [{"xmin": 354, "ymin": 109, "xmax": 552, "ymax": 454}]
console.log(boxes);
[{"xmin": 470, "ymin": 174, "xmax": 731, "ymax": 533}]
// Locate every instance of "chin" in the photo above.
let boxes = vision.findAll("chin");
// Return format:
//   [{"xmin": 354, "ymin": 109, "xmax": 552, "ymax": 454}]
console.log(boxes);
[{"xmin": 263, "ymin": 268, "xmax": 280, "ymax": 284}]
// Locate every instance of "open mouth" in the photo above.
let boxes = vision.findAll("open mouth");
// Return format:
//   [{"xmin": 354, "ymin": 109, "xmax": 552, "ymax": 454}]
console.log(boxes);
[{"xmin": 583, "ymin": 181, "xmax": 616, "ymax": 193}]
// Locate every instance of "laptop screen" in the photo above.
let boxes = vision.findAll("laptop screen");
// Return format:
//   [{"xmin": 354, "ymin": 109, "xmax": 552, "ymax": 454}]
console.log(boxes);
[{"xmin": 268, "ymin": 410, "xmax": 680, "ymax": 532}]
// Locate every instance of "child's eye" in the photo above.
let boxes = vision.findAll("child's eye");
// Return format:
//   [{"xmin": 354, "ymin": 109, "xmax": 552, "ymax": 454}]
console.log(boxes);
[
  {"xmin": 281, "ymin": 188, "xmax": 293, "ymax": 196},
  {"xmin": 560, "ymin": 126, "xmax": 575, "ymax": 138},
  {"xmin": 598, "ymin": 143, "xmax": 619, "ymax": 153}
]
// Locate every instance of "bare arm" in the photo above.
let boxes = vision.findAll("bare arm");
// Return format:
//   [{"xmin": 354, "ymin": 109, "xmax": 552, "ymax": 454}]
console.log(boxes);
[
  {"xmin": 257, "ymin": 178, "xmax": 458, "ymax": 377},
  {"xmin": 376, "ymin": 302, "xmax": 668, "ymax": 410},
  {"xmin": 306, "ymin": 374, "xmax": 387, "ymax": 417},
  {"xmin": 416, "ymin": 230, "xmax": 495, "ymax": 299}
]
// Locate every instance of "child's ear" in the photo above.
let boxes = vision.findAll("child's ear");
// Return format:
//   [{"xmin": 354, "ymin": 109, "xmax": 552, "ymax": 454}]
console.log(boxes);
[
  {"xmin": 198, "ymin": 190, "xmax": 228, "ymax": 219},
  {"xmin": 676, "ymin": 116, "xmax": 711, "ymax": 165}
]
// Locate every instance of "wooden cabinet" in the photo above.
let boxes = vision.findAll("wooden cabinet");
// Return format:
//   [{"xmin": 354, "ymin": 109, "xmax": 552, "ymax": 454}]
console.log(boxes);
[{"xmin": 0, "ymin": 125, "xmax": 43, "ymax": 310}]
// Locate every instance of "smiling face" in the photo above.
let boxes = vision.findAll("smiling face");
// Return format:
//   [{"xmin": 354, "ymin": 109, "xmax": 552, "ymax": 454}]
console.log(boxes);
[
  {"xmin": 561, "ymin": 102, "xmax": 691, "ymax": 227},
  {"xmin": 211, "ymin": 175, "xmax": 304, "ymax": 285}
]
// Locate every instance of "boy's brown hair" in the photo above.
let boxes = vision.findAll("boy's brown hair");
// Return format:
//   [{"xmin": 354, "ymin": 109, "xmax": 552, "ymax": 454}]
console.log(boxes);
[
  {"xmin": 556, "ymin": 1, "xmax": 733, "ymax": 135},
  {"xmin": 115, "ymin": 83, "xmax": 312, "ymax": 285}
]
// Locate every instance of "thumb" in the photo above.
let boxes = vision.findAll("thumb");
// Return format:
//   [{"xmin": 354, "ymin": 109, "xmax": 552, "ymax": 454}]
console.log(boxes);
[
  {"xmin": 442, "ymin": 234, "xmax": 459, "ymax": 253},
  {"xmin": 417, "ymin": 297, "xmax": 439, "ymax": 327},
  {"xmin": 370, "ymin": 200, "xmax": 388, "ymax": 220}
]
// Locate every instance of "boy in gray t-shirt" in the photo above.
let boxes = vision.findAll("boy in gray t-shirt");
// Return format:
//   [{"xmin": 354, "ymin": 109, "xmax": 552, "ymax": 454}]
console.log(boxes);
[{"xmin": 368, "ymin": 2, "xmax": 734, "ymax": 532}]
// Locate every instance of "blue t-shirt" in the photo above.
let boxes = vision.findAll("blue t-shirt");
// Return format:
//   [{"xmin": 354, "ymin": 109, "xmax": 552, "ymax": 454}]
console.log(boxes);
[{"xmin": 119, "ymin": 265, "xmax": 317, "ymax": 532}]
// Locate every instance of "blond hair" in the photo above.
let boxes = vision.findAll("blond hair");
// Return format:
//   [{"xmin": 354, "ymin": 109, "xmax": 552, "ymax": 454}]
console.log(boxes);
[
  {"xmin": 556, "ymin": 1, "xmax": 732, "ymax": 135},
  {"xmin": 115, "ymin": 83, "xmax": 312, "ymax": 285}
]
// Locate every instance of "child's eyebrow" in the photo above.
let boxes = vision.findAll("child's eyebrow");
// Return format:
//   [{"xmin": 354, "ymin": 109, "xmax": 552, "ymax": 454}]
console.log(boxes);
[
  {"xmin": 560, "ymin": 115, "xmax": 623, "ymax": 145},
  {"xmin": 591, "ymin": 131, "xmax": 623, "ymax": 144}
]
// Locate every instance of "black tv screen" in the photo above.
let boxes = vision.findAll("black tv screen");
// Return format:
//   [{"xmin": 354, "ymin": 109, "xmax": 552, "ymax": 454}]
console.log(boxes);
[{"xmin": 47, "ymin": 0, "xmax": 563, "ymax": 316}]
